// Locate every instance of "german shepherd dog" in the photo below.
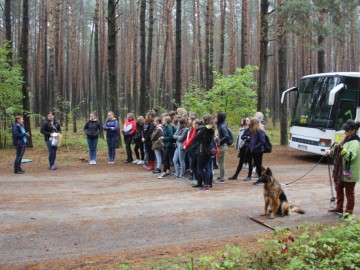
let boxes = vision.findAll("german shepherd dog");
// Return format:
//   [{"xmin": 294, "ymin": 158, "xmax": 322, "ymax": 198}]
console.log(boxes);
[{"xmin": 258, "ymin": 167, "xmax": 305, "ymax": 219}]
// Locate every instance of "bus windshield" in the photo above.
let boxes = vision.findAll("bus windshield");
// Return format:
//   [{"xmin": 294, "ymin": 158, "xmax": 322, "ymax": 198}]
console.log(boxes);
[{"xmin": 291, "ymin": 76, "xmax": 341, "ymax": 129}]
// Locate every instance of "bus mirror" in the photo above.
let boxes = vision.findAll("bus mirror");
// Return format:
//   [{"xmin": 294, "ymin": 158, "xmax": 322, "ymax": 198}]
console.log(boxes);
[
  {"xmin": 280, "ymin": 87, "xmax": 297, "ymax": 104},
  {"xmin": 328, "ymin": 83, "xmax": 345, "ymax": 106}
]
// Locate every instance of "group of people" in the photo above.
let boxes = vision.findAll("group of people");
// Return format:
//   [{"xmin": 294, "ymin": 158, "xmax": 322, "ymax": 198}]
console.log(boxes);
[
  {"xmin": 81, "ymin": 108, "xmax": 271, "ymax": 190},
  {"xmin": 11, "ymin": 110, "xmax": 359, "ymax": 210}
]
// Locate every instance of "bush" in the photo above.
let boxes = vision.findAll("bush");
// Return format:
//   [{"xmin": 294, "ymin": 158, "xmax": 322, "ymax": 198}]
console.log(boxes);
[{"xmin": 183, "ymin": 66, "xmax": 258, "ymax": 126}]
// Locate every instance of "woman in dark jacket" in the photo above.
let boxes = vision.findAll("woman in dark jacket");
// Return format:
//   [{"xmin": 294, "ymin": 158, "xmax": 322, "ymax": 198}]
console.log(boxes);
[
  {"xmin": 248, "ymin": 117, "xmax": 265, "ymax": 185},
  {"xmin": 41, "ymin": 112, "xmax": 61, "ymax": 170},
  {"xmin": 84, "ymin": 112, "xmax": 102, "ymax": 165},
  {"xmin": 103, "ymin": 111, "xmax": 119, "ymax": 164},
  {"xmin": 193, "ymin": 113, "xmax": 215, "ymax": 190},
  {"xmin": 12, "ymin": 115, "xmax": 30, "ymax": 174}
]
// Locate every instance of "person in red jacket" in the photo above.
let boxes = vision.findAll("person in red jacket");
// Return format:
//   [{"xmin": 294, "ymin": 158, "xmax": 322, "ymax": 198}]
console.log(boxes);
[{"xmin": 121, "ymin": 113, "xmax": 137, "ymax": 163}]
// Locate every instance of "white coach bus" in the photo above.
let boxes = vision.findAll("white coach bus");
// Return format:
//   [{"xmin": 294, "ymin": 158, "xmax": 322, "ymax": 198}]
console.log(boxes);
[{"xmin": 281, "ymin": 72, "xmax": 360, "ymax": 155}]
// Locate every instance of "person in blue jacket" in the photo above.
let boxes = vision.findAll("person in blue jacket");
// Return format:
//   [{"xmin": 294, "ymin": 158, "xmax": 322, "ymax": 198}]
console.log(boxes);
[
  {"xmin": 12, "ymin": 115, "xmax": 30, "ymax": 174},
  {"xmin": 103, "ymin": 111, "xmax": 119, "ymax": 164}
]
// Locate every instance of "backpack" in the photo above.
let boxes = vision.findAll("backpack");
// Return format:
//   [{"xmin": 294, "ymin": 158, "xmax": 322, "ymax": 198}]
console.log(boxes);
[
  {"xmin": 207, "ymin": 135, "xmax": 217, "ymax": 156},
  {"xmin": 226, "ymin": 127, "xmax": 234, "ymax": 146},
  {"xmin": 264, "ymin": 134, "xmax": 272, "ymax": 153}
]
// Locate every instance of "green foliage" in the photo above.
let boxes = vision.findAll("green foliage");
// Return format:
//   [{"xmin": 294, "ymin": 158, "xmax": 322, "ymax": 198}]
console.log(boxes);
[
  {"xmin": 183, "ymin": 66, "xmax": 258, "ymax": 125},
  {"xmin": 249, "ymin": 218, "xmax": 360, "ymax": 270},
  {"xmin": 0, "ymin": 44, "xmax": 23, "ymax": 148}
]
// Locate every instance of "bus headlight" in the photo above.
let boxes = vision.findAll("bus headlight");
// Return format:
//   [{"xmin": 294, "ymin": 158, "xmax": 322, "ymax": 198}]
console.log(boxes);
[{"xmin": 319, "ymin": 138, "xmax": 331, "ymax": 147}]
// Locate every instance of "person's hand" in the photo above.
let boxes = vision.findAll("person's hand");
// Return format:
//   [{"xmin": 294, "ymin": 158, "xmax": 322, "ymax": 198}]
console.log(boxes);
[
  {"xmin": 110, "ymin": 127, "xmax": 114, "ymax": 130},
  {"xmin": 25, "ymin": 132, "xmax": 30, "ymax": 137},
  {"xmin": 142, "ymin": 138, "xmax": 145, "ymax": 142},
  {"xmin": 160, "ymin": 136, "xmax": 164, "ymax": 140},
  {"xmin": 325, "ymin": 150, "xmax": 331, "ymax": 156}
]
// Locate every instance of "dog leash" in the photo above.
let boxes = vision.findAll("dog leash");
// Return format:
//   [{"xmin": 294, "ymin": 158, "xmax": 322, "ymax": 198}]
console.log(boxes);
[{"xmin": 284, "ymin": 154, "xmax": 327, "ymax": 186}]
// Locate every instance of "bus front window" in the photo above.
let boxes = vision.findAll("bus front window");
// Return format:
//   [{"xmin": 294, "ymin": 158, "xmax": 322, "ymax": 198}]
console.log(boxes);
[{"xmin": 291, "ymin": 76, "xmax": 341, "ymax": 129}]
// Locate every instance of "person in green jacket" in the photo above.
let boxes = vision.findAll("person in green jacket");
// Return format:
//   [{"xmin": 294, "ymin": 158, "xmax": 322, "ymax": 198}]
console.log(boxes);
[{"xmin": 327, "ymin": 119, "xmax": 360, "ymax": 218}]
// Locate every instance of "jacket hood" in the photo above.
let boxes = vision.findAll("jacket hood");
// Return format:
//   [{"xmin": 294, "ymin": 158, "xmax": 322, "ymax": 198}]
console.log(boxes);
[{"xmin": 217, "ymin": 112, "xmax": 226, "ymax": 124}]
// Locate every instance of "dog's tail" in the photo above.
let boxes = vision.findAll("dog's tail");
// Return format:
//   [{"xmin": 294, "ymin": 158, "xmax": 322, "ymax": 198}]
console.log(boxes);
[{"xmin": 290, "ymin": 205, "xmax": 305, "ymax": 214}]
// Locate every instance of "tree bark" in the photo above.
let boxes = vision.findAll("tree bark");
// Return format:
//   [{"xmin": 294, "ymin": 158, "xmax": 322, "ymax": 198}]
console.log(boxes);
[
  {"xmin": 257, "ymin": 0, "xmax": 269, "ymax": 112},
  {"xmin": 241, "ymin": 0, "xmax": 249, "ymax": 68},
  {"xmin": 5, "ymin": 0, "xmax": 12, "ymax": 65},
  {"xmin": 139, "ymin": 0, "xmax": 147, "ymax": 115},
  {"xmin": 146, "ymin": 0, "xmax": 155, "ymax": 110},
  {"xmin": 21, "ymin": 0, "xmax": 32, "ymax": 147},
  {"xmin": 218, "ymin": 0, "xmax": 226, "ymax": 74},
  {"xmin": 174, "ymin": 0, "xmax": 182, "ymax": 107},
  {"xmin": 228, "ymin": 0, "xmax": 236, "ymax": 75},
  {"xmin": 107, "ymin": 0, "xmax": 119, "ymax": 117}
]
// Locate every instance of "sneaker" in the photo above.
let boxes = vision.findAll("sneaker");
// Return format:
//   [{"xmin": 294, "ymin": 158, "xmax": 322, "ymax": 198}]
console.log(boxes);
[
  {"xmin": 176, "ymin": 175, "xmax": 183, "ymax": 179},
  {"xmin": 228, "ymin": 176, "xmax": 237, "ymax": 180},
  {"xmin": 328, "ymin": 209, "xmax": 342, "ymax": 214},
  {"xmin": 171, "ymin": 174, "xmax": 178, "ymax": 179},
  {"xmin": 124, "ymin": 159, "xmax": 133, "ymax": 164},
  {"xmin": 190, "ymin": 180, "xmax": 198, "ymax": 185},
  {"xmin": 152, "ymin": 168, "xmax": 161, "ymax": 174},
  {"xmin": 338, "ymin": 213, "xmax": 352, "ymax": 219},
  {"xmin": 253, "ymin": 181, "xmax": 263, "ymax": 186},
  {"xmin": 132, "ymin": 159, "xmax": 139, "ymax": 164},
  {"xmin": 137, "ymin": 160, "xmax": 145, "ymax": 165},
  {"xmin": 93, "ymin": 160, "xmax": 97, "ymax": 165},
  {"xmin": 108, "ymin": 161, "xmax": 114, "ymax": 164},
  {"xmin": 50, "ymin": 165, "xmax": 57, "ymax": 170},
  {"xmin": 158, "ymin": 172, "xmax": 170, "ymax": 179},
  {"xmin": 243, "ymin": 176, "xmax": 252, "ymax": 181},
  {"xmin": 214, "ymin": 179, "xmax": 225, "ymax": 184},
  {"xmin": 199, "ymin": 185, "xmax": 210, "ymax": 191}
]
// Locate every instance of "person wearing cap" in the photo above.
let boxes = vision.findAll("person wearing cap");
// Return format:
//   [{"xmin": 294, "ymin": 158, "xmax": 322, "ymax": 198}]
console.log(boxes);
[{"xmin": 327, "ymin": 119, "xmax": 360, "ymax": 218}]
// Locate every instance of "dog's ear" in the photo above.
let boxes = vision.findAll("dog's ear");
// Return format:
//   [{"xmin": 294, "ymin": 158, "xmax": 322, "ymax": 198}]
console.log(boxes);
[{"xmin": 265, "ymin": 167, "xmax": 272, "ymax": 176}]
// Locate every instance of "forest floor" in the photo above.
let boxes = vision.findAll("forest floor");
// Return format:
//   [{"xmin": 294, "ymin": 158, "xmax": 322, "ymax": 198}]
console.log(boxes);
[{"xmin": 1, "ymin": 145, "xmax": 358, "ymax": 269}]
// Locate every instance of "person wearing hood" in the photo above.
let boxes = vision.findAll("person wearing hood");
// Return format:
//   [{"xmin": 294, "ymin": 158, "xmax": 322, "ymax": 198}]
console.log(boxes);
[
  {"xmin": 214, "ymin": 112, "xmax": 230, "ymax": 184},
  {"xmin": 327, "ymin": 119, "xmax": 360, "ymax": 218},
  {"xmin": 84, "ymin": 112, "xmax": 102, "ymax": 165},
  {"xmin": 193, "ymin": 113, "xmax": 215, "ymax": 190}
]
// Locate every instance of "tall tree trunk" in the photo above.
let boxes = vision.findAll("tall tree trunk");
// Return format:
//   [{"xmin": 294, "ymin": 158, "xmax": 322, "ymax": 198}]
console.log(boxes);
[
  {"xmin": 218, "ymin": 0, "xmax": 226, "ymax": 74},
  {"xmin": 49, "ymin": 0, "xmax": 56, "ymax": 112},
  {"xmin": 241, "ymin": 0, "xmax": 249, "ymax": 68},
  {"xmin": 317, "ymin": 8, "xmax": 325, "ymax": 73},
  {"xmin": 5, "ymin": 0, "xmax": 12, "ymax": 65},
  {"xmin": 107, "ymin": 0, "xmax": 119, "ymax": 117},
  {"xmin": 228, "ymin": 0, "xmax": 236, "ymax": 75},
  {"xmin": 21, "ymin": 0, "xmax": 32, "ymax": 147},
  {"xmin": 257, "ymin": 0, "xmax": 269, "ymax": 112},
  {"xmin": 132, "ymin": 0, "xmax": 141, "ymax": 114},
  {"xmin": 139, "ymin": 0, "xmax": 147, "ymax": 115},
  {"xmin": 94, "ymin": 0, "xmax": 102, "ymax": 126},
  {"xmin": 196, "ymin": 0, "xmax": 204, "ymax": 86},
  {"xmin": 174, "ymin": 0, "xmax": 182, "ymax": 106},
  {"xmin": 71, "ymin": 2, "xmax": 78, "ymax": 132},
  {"xmin": 205, "ymin": 0, "xmax": 214, "ymax": 91},
  {"xmin": 146, "ymin": 0, "xmax": 155, "ymax": 110},
  {"xmin": 277, "ymin": 0, "xmax": 288, "ymax": 146}
]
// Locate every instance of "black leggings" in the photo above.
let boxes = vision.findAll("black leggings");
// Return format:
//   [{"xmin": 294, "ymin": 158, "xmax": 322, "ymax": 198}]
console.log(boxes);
[
  {"xmin": 163, "ymin": 146, "xmax": 173, "ymax": 172},
  {"xmin": 134, "ymin": 141, "xmax": 144, "ymax": 160},
  {"xmin": 249, "ymin": 151, "xmax": 263, "ymax": 177}
]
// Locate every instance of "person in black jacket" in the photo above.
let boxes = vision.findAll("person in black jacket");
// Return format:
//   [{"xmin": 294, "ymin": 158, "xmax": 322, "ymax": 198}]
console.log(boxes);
[
  {"xmin": 84, "ymin": 112, "xmax": 102, "ymax": 165},
  {"xmin": 193, "ymin": 113, "xmax": 215, "ymax": 190},
  {"xmin": 12, "ymin": 115, "xmax": 30, "ymax": 174},
  {"xmin": 41, "ymin": 112, "xmax": 61, "ymax": 170},
  {"xmin": 142, "ymin": 110, "xmax": 156, "ymax": 170}
]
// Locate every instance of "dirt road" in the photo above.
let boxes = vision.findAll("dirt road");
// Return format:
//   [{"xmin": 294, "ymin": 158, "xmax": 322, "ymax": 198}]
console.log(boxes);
[{"xmin": 0, "ymin": 146, "xmax": 358, "ymax": 269}]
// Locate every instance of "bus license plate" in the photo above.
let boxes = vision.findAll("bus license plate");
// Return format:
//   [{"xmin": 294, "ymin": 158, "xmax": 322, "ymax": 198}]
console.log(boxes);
[{"xmin": 298, "ymin": 144, "xmax": 307, "ymax": 150}]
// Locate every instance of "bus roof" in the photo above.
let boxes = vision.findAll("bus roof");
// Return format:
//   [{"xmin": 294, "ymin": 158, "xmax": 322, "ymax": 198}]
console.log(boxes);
[{"xmin": 302, "ymin": 72, "xmax": 360, "ymax": 79}]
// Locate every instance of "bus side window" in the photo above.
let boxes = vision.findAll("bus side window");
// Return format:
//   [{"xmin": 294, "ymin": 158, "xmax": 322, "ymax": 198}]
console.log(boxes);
[{"xmin": 336, "ymin": 100, "xmax": 356, "ymax": 130}]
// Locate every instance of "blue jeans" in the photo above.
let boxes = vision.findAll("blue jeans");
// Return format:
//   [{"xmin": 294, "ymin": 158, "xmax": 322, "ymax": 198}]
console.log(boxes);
[
  {"xmin": 87, "ymin": 137, "xmax": 98, "ymax": 161},
  {"xmin": 106, "ymin": 136, "xmax": 117, "ymax": 161},
  {"xmin": 154, "ymin": 149, "xmax": 163, "ymax": 170},
  {"xmin": 45, "ymin": 140, "xmax": 58, "ymax": 167},
  {"xmin": 14, "ymin": 145, "xmax": 26, "ymax": 172},
  {"xmin": 173, "ymin": 147, "xmax": 186, "ymax": 176}
]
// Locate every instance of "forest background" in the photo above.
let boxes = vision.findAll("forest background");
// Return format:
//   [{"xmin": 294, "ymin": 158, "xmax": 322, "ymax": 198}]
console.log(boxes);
[{"xmin": 0, "ymin": 0, "xmax": 359, "ymax": 148}]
